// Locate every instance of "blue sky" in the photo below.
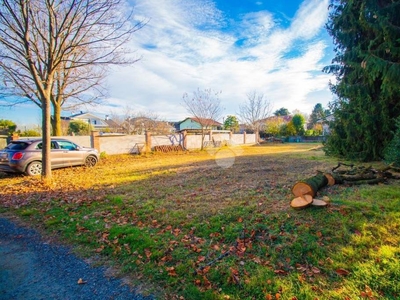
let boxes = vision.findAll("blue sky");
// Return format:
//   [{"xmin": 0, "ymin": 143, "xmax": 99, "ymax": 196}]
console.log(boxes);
[{"xmin": 1, "ymin": 0, "xmax": 334, "ymax": 129}]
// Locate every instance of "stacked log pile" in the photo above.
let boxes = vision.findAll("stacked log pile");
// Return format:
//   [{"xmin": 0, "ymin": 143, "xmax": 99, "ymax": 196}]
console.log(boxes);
[
  {"xmin": 153, "ymin": 145, "xmax": 184, "ymax": 153},
  {"xmin": 290, "ymin": 162, "xmax": 400, "ymax": 209}
]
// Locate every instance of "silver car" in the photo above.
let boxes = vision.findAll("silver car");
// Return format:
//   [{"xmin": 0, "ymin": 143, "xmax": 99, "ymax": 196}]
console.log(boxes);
[{"xmin": 0, "ymin": 138, "xmax": 99, "ymax": 176}]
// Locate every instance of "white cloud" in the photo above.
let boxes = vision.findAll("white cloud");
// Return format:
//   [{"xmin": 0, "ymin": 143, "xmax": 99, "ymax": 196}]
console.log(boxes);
[
  {"xmin": 102, "ymin": 0, "xmax": 334, "ymax": 121},
  {"xmin": 290, "ymin": 0, "xmax": 330, "ymax": 39}
]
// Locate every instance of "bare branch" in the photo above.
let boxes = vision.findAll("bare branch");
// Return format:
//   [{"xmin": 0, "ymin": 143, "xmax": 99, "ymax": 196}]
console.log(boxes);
[
  {"xmin": 0, "ymin": 0, "xmax": 147, "ymax": 135},
  {"xmin": 182, "ymin": 88, "xmax": 223, "ymax": 149},
  {"xmin": 0, "ymin": 0, "xmax": 146, "ymax": 178},
  {"xmin": 237, "ymin": 91, "xmax": 272, "ymax": 142}
]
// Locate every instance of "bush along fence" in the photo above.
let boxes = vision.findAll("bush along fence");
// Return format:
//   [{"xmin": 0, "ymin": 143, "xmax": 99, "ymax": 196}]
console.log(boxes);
[{"xmin": 8, "ymin": 131, "xmax": 257, "ymax": 155}]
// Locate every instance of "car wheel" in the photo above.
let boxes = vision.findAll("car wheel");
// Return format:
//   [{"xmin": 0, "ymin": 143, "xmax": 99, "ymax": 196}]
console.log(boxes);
[
  {"xmin": 26, "ymin": 161, "xmax": 42, "ymax": 176},
  {"xmin": 85, "ymin": 155, "xmax": 97, "ymax": 167}
]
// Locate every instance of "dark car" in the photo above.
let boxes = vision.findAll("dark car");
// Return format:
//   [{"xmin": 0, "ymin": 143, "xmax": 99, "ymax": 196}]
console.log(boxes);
[{"xmin": 0, "ymin": 138, "xmax": 99, "ymax": 176}]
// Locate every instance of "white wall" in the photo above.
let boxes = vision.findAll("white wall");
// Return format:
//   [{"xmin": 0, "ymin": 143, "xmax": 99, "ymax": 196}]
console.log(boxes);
[
  {"xmin": 99, "ymin": 135, "xmax": 146, "ymax": 154},
  {"xmin": 20, "ymin": 132, "xmax": 256, "ymax": 154}
]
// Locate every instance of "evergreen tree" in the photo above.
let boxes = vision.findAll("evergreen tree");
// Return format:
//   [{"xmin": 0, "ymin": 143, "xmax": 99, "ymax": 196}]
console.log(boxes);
[
  {"xmin": 384, "ymin": 116, "xmax": 400, "ymax": 167},
  {"xmin": 323, "ymin": 0, "xmax": 400, "ymax": 161},
  {"xmin": 223, "ymin": 115, "xmax": 239, "ymax": 133},
  {"xmin": 292, "ymin": 114, "xmax": 306, "ymax": 135},
  {"xmin": 308, "ymin": 103, "xmax": 326, "ymax": 130},
  {"xmin": 274, "ymin": 107, "xmax": 290, "ymax": 116}
]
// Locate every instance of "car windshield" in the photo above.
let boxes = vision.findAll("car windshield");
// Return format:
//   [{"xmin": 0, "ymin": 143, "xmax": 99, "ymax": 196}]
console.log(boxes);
[{"xmin": 5, "ymin": 142, "xmax": 30, "ymax": 150}]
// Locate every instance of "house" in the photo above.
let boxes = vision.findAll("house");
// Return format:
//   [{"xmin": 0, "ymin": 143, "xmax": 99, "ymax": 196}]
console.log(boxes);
[
  {"xmin": 62, "ymin": 112, "xmax": 122, "ymax": 133},
  {"xmin": 317, "ymin": 114, "xmax": 335, "ymax": 136},
  {"xmin": 177, "ymin": 117, "xmax": 222, "ymax": 131}
]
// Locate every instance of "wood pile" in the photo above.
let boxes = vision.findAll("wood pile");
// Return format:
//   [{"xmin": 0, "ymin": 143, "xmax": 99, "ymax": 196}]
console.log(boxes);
[
  {"xmin": 153, "ymin": 145, "xmax": 184, "ymax": 153},
  {"xmin": 290, "ymin": 162, "xmax": 400, "ymax": 209}
]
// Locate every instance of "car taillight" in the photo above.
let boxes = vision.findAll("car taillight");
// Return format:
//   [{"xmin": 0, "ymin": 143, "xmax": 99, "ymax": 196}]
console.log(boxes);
[{"xmin": 12, "ymin": 152, "xmax": 24, "ymax": 160}]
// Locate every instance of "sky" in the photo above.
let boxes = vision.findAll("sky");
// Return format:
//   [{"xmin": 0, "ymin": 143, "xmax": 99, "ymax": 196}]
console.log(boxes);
[{"xmin": 1, "ymin": 0, "xmax": 335, "ymax": 129}]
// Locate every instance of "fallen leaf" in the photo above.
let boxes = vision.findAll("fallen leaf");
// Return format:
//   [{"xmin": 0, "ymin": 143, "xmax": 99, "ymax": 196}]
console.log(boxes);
[
  {"xmin": 336, "ymin": 268, "xmax": 350, "ymax": 276},
  {"xmin": 95, "ymin": 245, "xmax": 104, "ymax": 253},
  {"xmin": 166, "ymin": 266, "xmax": 177, "ymax": 276},
  {"xmin": 274, "ymin": 269, "xmax": 287, "ymax": 275},
  {"xmin": 198, "ymin": 266, "xmax": 210, "ymax": 275},
  {"xmin": 311, "ymin": 266, "xmax": 321, "ymax": 274},
  {"xmin": 144, "ymin": 248, "xmax": 152, "ymax": 259}
]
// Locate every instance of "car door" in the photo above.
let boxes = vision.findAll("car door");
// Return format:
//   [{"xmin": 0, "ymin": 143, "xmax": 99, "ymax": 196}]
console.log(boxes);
[
  {"xmin": 36, "ymin": 141, "xmax": 65, "ymax": 168},
  {"xmin": 55, "ymin": 140, "xmax": 84, "ymax": 166}
]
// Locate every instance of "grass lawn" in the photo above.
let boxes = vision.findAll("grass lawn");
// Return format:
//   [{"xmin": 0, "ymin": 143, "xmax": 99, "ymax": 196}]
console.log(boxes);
[{"xmin": 0, "ymin": 143, "xmax": 399, "ymax": 299}]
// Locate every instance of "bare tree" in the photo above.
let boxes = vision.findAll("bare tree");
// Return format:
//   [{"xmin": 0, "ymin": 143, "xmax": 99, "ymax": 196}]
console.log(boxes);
[
  {"xmin": 182, "ymin": 88, "xmax": 223, "ymax": 150},
  {"xmin": 237, "ymin": 92, "xmax": 272, "ymax": 143},
  {"xmin": 127, "ymin": 111, "xmax": 171, "ymax": 135},
  {"xmin": 0, "ymin": 0, "xmax": 146, "ymax": 179},
  {"xmin": 112, "ymin": 107, "xmax": 171, "ymax": 135}
]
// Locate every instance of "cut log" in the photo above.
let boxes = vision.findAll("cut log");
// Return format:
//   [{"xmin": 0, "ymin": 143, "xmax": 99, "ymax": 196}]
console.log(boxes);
[
  {"xmin": 340, "ymin": 174, "xmax": 377, "ymax": 181},
  {"xmin": 324, "ymin": 173, "xmax": 335, "ymax": 186},
  {"xmin": 291, "ymin": 173, "xmax": 328, "ymax": 197},
  {"xmin": 343, "ymin": 178, "xmax": 385, "ymax": 185},
  {"xmin": 311, "ymin": 199, "xmax": 328, "ymax": 207},
  {"xmin": 324, "ymin": 173, "xmax": 343, "ymax": 185},
  {"xmin": 290, "ymin": 194, "xmax": 313, "ymax": 209}
]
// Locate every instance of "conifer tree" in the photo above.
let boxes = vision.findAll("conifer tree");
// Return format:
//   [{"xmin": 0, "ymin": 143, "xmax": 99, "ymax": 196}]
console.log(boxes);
[
  {"xmin": 323, "ymin": 0, "xmax": 400, "ymax": 161},
  {"xmin": 308, "ymin": 103, "xmax": 328, "ymax": 130}
]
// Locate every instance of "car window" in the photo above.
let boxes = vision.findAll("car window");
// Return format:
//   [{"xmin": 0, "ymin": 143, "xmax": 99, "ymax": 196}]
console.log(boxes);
[
  {"xmin": 5, "ymin": 142, "xmax": 30, "ymax": 150},
  {"xmin": 36, "ymin": 142, "xmax": 57, "ymax": 149},
  {"xmin": 57, "ymin": 141, "xmax": 77, "ymax": 150}
]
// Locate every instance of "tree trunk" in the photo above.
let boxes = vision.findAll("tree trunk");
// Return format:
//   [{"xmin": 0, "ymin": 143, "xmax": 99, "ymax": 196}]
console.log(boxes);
[
  {"xmin": 51, "ymin": 102, "xmax": 62, "ymax": 136},
  {"xmin": 42, "ymin": 98, "xmax": 52, "ymax": 180},
  {"xmin": 200, "ymin": 127, "xmax": 205, "ymax": 150},
  {"xmin": 255, "ymin": 129, "xmax": 260, "ymax": 144},
  {"xmin": 291, "ymin": 173, "xmax": 328, "ymax": 197}
]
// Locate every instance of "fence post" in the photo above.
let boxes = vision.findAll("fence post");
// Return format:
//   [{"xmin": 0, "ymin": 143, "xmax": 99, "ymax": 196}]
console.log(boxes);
[
  {"xmin": 91, "ymin": 131, "xmax": 100, "ymax": 152},
  {"xmin": 182, "ymin": 130, "xmax": 187, "ymax": 150},
  {"xmin": 145, "ymin": 131, "xmax": 152, "ymax": 152},
  {"xmin": 11, "ymin": 133, "xmax": 19, "ymax": 141},
  {"xmin": 243, "ymin": 131, "xmax": 246, "ymax": 144}
]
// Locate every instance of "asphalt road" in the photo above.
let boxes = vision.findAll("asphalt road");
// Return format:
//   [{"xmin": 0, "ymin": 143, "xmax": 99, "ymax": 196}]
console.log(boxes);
[{"xmin": 0, "ymin": 217, "xmax": 154, "ymax": 300}]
